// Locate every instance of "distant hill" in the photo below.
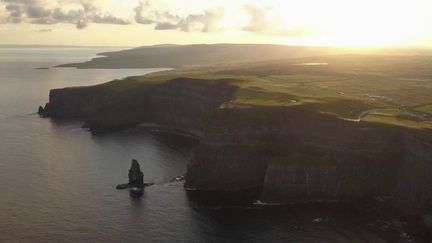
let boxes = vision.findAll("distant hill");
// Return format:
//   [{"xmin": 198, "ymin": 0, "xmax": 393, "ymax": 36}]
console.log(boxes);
[
  {"xmin": 57, "ymin": 44, "xmax": 338, "ymax": 69},
  {"xmin": 0, "ymin": 44, "xmax": 131, "ymax": 48},
  {"xmin": 56, "ymin": 43, "xmax": 432, "ymax": 69}
]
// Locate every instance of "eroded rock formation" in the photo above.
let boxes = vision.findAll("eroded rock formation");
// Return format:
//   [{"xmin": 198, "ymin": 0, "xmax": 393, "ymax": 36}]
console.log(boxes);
[
  {"xmin": 129, "ymin": 159, "xmax": 144, "ymax": 188},
  {"xmin": 116, "ymin": 159, "xmax": 145, "ymax": 190}
]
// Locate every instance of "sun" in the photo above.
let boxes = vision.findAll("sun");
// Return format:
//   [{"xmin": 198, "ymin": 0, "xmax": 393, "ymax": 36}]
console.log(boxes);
[{"xmin": 271, "ymin": 0, "xmax": 432, "ymax": 47}]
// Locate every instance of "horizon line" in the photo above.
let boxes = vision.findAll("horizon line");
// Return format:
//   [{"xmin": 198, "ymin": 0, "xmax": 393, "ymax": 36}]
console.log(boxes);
[{"xmin": 1, "ymin": 43, "xmax": 432, "ymax": 50}]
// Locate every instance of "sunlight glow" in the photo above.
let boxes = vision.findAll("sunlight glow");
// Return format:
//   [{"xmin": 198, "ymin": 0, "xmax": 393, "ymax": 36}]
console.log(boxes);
[
  {"xmin": 0, "ymin": 0, "xmax": 431, "ymax": 47},
  {"xmin": 267, "ymin": 0, "xmax": 432, "ymax": 47}
]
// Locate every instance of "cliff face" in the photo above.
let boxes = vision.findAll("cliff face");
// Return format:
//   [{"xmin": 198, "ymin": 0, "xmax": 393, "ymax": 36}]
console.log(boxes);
[
  {"xmin": 185, "ymin": 107, "xmax": 401, "ymax": 200},
  {"xmin": 40, "ymin": 79, "xmax": 432, "ymax": 215},
  {"xmin": 41, "ymin": 78, "xmax": 237, "ymax": 135},
  {"xmin": 42, "ymin": 86, "xmax": 112, "ymax": 119},
  {"xmin": 394, "ymin": 132, "xmax": 432, "ymax": 214},
  {"xmin": 260, "ymin": 153, "xmax": 395, "ymax": 203},
  {"xmin": 140, "ymin": 79, "xmax": 236, "ymax": 136}
]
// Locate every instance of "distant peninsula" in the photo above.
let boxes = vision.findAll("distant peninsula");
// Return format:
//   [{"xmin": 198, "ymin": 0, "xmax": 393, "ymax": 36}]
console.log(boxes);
[
  {"xmin": 57, "ymin": 44, "xmax": 432, "ymax": 69},
  {"xmin": 57, "ymin": 44, "xmax": 335, "ymax": 69}
]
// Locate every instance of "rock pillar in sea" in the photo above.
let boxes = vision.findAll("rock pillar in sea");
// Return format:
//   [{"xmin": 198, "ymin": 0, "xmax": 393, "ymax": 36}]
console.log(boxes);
[
  {"xmin": 38, "ymin": 106, "xmax": 44, "ymax": 115},
  {"xmin": 128, "ymin": 159, "xmax": 144, "ymax": 188}
]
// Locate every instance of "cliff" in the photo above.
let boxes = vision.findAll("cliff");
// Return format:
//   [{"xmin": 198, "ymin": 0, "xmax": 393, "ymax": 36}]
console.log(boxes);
[
  {"xmin": 40, "ymin": 78, "xmax": 236, "ymax": 135},
  {"xmin": 185, "ymin": 107, "xmax": 401, "ymax": 197},
  {"xmin": 39, "ymin": 78, "xmax": 432, "ymax": 217}
]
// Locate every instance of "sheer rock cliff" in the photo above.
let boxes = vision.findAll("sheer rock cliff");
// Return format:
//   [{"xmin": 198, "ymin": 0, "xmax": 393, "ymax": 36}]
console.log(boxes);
[{"xmin": 39, "ymin": 78, "xmax": 432, "ymax": 216}]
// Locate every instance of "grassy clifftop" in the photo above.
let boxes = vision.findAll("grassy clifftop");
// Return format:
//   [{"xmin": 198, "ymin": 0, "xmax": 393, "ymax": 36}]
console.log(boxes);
[{"xmin": 93, "ymin": 54, "xmax": 432, "ymax": 129}]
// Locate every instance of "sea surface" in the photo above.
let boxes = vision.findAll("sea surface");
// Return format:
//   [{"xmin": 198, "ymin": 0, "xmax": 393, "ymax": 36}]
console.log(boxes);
[{"xmin": 0, "ymin": 47, "xmax": 409, "ymax": 242}]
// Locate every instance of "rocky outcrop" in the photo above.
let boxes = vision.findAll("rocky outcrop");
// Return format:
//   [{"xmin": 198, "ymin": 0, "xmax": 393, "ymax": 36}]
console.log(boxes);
[
  {"xmin": 128, "ymin": 159, "xmax": 144, "ymax": 188},
  {"xmin": 117, "ymin": 159, "xmax": 152, "ymax": 190},
  {"xmin": 37, "ymin": 105, "xmax": 44, "ymax": 115}
]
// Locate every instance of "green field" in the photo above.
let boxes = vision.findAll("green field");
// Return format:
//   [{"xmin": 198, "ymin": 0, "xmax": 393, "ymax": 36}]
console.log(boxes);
[
  {"xmin": 414, "ymin": 104, "xmax": 432, "ymax": 114},
  {"xmin": 99, "ymin": 54, "xmax": 432, "ymax": 129}
]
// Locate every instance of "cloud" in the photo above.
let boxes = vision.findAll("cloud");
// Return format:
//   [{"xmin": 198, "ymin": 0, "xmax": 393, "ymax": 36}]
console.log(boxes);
[
  {"xmin": 277, "ymin": 27, "xmax": 313, "ymax": 37},
  {"xmin": 242, "ymin": 4, "xmax": 311, "ymax": 37},
  {"xmin": 154, "ymin": 21, "xmax": 177, "ymax": 30},
  {"xmin": 134, "ymin": 1, "xmax": 224, "ymax": 32},
  {"xmin": 1, "ymin": 0, "xmax": 225, "ymax": 32},
  {"xmin": 242, "ymin": 5, "xmax": 272, "ymax": 32},
  {"xmin": 134, "ymin": 1, "xmax": 179, "ymax": 25},
  {"xmin": 36, "ymin": 27, "xmax": 51, "ymax": 32},
  {"xmin": 0, "ymin": 0, "xmax": 311, "ymax": 36},
  {"xmin": 0, "ymin": 0, "xmax": 131, "ymax": 29},
  {"xmin": 0, "ymin": 4, "xmax": 7, "ymax": 23},
  {"xmin": 177, "ymin": 8, "xmax": 224, "ymax": 32}
]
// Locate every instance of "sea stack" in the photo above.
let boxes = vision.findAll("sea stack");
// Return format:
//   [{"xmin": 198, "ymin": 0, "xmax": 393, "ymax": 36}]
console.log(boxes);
[
  {"xmin": 128, "ymin": 159, "xmax": 144, "ymax": 188},
  {"xmin": 116, "ymin": 159, "xmax": 145, "ymax": 190},
  {"xmin": 38, "ymin": 105, "xmax": 44, "ymax": 115}
]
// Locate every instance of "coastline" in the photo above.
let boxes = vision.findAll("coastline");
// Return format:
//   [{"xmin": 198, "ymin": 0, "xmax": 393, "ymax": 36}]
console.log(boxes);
[
  {"xmin": 38, "ymin": 76, "xmax": 432, "ymax": 209},
  {"xmin": 37, "ymin": 53, "xmax": 432, "ymax": 242}
]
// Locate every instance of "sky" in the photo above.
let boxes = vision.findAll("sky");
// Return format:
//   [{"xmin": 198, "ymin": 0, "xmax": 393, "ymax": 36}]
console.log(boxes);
[{"xmin": 0, "ymin": 0, "xmax": 432, "ymax": 47}]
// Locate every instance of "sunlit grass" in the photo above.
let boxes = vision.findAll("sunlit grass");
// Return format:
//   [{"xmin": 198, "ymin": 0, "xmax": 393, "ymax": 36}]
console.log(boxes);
[
  {"xmin": 82, "ymin": 54, "xmax": 432, "ymax": 130},
  {"xmin": 414, "ymin": 104, "xmax": 432, "ymax": 115}
]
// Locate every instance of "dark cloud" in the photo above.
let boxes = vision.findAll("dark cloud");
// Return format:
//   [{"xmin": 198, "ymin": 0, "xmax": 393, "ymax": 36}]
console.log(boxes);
[
  {"xmin": 134, "ymin": 1, "xmax": 224, "ymax": 32},
  {"xmin": 154, "ymin": 21, "xmax": 177, "ymax": 30},
  {"xmin": 0, "ymin": 0, "xmax": 131, "ymax": 29},
  {"xmin": 5, "ymin": 3, "xmax": 24, "ymax": 22},
  {"xmin": 27, "ymin": 5, "xmax": 50, "ymax": 18}
]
